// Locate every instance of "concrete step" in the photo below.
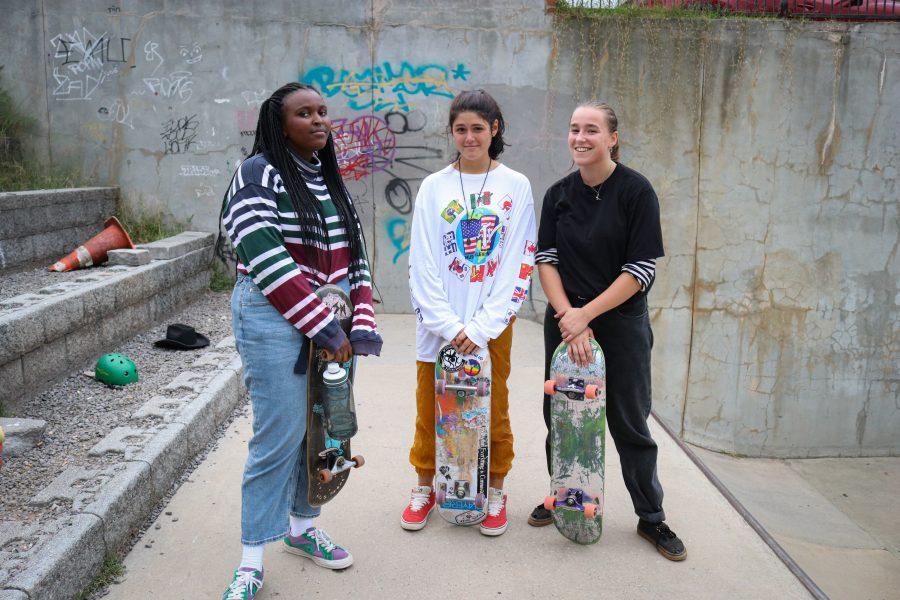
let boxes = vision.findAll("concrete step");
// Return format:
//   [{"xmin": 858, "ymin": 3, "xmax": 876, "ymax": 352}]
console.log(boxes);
[
  {"xmin": 0, "ymin": 301, "xmax": 245, "ymax": 600},
  {"xmin": 0, "ymin": 188, "xmax": 118, "ymax": 272},
  {"xmin": 0, "ymin": 232, "xmax": 215, "ymax": 414}
]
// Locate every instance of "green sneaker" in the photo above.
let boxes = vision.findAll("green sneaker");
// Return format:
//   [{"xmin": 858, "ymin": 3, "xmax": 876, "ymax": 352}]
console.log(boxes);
[
  {"xmin": 283, "ymin": 527, "xmax": 353, "ymax": 569},
  {"xmin": 222, "ymin": 567, "xmax": 262, "ymax": 600}
]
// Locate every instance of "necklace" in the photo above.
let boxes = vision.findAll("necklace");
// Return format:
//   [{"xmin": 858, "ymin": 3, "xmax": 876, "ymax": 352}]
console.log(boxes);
[
  {"xmin": 587, "ymin": 163, "xmax": 615, "ymax": 201},
  {"xmin": 458, "ymin": 157, "xmax": 492, "ymax": 218}
]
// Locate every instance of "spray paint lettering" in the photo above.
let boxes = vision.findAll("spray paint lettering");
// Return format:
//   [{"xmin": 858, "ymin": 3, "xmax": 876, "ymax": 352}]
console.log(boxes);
[
  {"xmin": 302, "ymin": 61, "xmax": 469, "ymax": 112},
  {"xmin": 50, "ymin": 27, "xmax": 132, "ymax": 100}
]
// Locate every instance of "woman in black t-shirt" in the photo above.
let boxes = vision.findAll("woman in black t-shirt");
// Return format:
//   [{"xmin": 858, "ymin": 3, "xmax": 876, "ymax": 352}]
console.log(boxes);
[{"xmin": 529, "ymin": 102, "xmax": 686, "ymax": 561}]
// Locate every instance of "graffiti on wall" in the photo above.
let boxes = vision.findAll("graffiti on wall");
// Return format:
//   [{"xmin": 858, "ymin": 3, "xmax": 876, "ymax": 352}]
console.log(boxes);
[
  {"xmin": 97, "ymin": 99, "xmax": 134, "ymax": 129},
  {"xmin": 50, "ymin": 27, "xmax": 133, "ymax": 100},
  {"xmin": 302, "ymin": 61, "xmax": 470, "ymax": 113},
  {"xmin": 161, "ymin": 114, "xmax": 199, "ymax": 154}
]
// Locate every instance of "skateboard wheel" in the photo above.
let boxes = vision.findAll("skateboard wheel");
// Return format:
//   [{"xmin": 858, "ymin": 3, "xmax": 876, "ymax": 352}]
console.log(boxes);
[
  {"xmin": 585, "ymin": 384, "xmax": 599, "ymax": 400},
  {"xmin": 543, "ymin": 380, "xmax": 556, "ymax": 396},
  {"xmin": 474, "ymin": 493, "xmax": 485, "ymax": 509},
  {"xmin": 318, "ymin": 469, "xmax": 333, "ymax": 484},
  {"xmin": 435, "ymin": 379, "xmax": 446, "ymax": 395},
  {"xmin": 436, "ymin": 488, "xmax": 446, "ymax": 504},
  {"xmin": 475, "ymin": 380, "xmax": 490, "ymax": 396},
  {"xmin": 544, "ymin": 496, "xmax": 557, "ymax": 511},
  {"xmin": 351, "ymin": 455, "xmax": 365, "ymax": 468},
  {"xmin": 584, "ymin": 503, "xmax": 597, "ymax": 519}
]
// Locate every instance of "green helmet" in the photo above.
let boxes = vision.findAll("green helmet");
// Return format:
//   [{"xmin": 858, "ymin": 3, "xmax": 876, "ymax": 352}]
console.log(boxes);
[{"xmin": 95, "ymin": 353, "xmax": 139, "ymax": 386}]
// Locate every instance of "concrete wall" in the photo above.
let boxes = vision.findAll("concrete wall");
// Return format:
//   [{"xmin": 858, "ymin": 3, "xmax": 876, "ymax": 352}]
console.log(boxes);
[{"xmin": 1, "ymin": 1, "xmax": 897, "ymax": 457}]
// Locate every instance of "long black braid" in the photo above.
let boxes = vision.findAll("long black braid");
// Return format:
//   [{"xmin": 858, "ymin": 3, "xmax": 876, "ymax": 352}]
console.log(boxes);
[{"xmin": 248, "ymin": 82, "xmax": 365, "ymax": 274}]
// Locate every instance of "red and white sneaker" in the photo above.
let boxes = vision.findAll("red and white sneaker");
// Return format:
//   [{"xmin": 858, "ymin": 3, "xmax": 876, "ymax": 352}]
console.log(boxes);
[
  {"xmin": 400, "ymin": 485, "xmax": 436, "ymax": 531},
  {"xmin": 480, "ymin": 488, "xmax": 508, "ymax": 536}
]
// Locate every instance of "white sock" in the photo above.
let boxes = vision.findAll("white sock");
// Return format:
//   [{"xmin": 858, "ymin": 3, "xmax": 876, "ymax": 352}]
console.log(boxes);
[
  {"xmin": 239, "ymin": 544, "xmax": 264, "ymax": 572},
  {"xmin": 289, "ymin": 515, "xmax": 314, "ymax": 537}
]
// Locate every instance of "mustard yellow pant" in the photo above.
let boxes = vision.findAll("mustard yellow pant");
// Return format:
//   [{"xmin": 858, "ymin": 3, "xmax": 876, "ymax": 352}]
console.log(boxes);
[{"xmin": 409, "ymin": 323, "xmax": 515, "ymax": 479}]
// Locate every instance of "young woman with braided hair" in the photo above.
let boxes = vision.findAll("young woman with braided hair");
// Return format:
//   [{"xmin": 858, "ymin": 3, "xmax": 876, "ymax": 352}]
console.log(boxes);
[
  {"xmin": 220, "ymin": 82, "xmax": 381, "ymax": 599},
  {"xmin": 529, "ymin": 101, "xmax": 685, "ymax": 561}
]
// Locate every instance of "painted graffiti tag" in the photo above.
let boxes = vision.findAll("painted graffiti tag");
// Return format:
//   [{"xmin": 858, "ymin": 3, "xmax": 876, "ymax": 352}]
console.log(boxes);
[
  {"xmin": 161, "ymin": 114, "xmax": 199, "ymax": 154},
  {"xmin": 50, "ymin": 27, "xmax": 131, "ymax": 100},
  {"xmin": 332, "ymin": 115, "xmax": 396, "ymax": 181},
  {"xmin": 97, "ymin": 99, "xmax": 134, "ymax": 129},
  {"xmin": 387, "ymin": 217, "xmax": 411, "ymax": 264},
  {"xmin": 302, "ymin": 61, "xmax": 469, "ymax": 112},
  {"xmin": 135, "ymin": 40, "xmax": 194, "ymax": 103},
  {"xmin": 178, "ymin": 42, "xmax": 202, "ymax": 64}
]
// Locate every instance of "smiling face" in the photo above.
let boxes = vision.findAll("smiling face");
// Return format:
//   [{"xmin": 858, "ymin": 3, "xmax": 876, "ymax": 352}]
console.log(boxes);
[
  {"xmin": 281, "ymin": 88, "xmax": 331, "ymax": 160},
  {"xmin": 451, "ymin": 111, "xmax": 498, "ymax": 167},
  {"xmin": 568, "ymin": 106, "xmax": 618, "ymax": 168}
]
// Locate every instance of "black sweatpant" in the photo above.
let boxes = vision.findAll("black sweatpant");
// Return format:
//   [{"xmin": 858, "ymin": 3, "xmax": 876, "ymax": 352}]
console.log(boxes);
[{"xmin": 542, "ymin": 296, "xmax": 665, "ymax": 523}]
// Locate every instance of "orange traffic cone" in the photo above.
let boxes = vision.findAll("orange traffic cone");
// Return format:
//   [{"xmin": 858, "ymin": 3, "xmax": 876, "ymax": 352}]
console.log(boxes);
[{"xmin": 49, "ymin": 216, "xmax": 136, "ymax": 272}]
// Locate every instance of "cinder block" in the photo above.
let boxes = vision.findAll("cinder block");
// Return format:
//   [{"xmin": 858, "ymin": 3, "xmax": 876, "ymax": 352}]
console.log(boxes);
[
  {"xmin": 64, "ymin": 326, "xmax": 104, "ymax": 371},
  {"xmin": 107, "ymin": 248, "xmax": 151, "ymax": 267},
  {"xmin": 21, "ymin": 336, "xmax": 68, "ymax": 390},
  {"xmin": 137, "ymin": 231, "xmax": 214, "ymax": 260},
  {"xmin": 0, "ymin": 417, "xmax": 47, "ymax": 457},
  {"xmin": 0, "ymin": 359, "xmax": 24, "ymax": 410},
  {"xmin": 0, "ymin": 309, "xmax": 43, "ymax": 365}
]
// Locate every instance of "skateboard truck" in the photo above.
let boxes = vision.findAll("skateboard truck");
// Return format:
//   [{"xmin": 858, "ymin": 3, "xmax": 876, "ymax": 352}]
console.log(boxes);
[
  {"xmin": 543, "ymin": 487, "xmax": 601, "ymax": 519},
  {"xmin": 317, "ymin": 447, "xmax": 365, "ymax": 483},
  {"xmin": 435, "ymin": 378, "xmax": 490, "ymax": 397},
  {"xmin": 436, "ymin": 481, "xmax": 485, "ymax": 509},
  {"xmin": 544, "ymin": 377, "xmax": 599, "ymax": 401}
]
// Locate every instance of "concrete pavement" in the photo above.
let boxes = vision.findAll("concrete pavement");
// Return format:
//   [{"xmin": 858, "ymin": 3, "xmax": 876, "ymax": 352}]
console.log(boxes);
[{"xmin": 107, "ymin": 315, "xmax": 810, "ymax": 599}]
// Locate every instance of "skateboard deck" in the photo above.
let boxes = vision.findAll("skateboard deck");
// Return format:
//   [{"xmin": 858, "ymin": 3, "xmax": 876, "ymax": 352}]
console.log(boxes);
[
  {"xmin": 306, "ymin": 284, "xmax": 362, "ymax": 507},
  {"xmin": 434, "ymin": 343, "xmax": 491, "ymax": 526},
  {"xmin": 544, "ymin": 339, "xmax": 606, "ymax": 544}
]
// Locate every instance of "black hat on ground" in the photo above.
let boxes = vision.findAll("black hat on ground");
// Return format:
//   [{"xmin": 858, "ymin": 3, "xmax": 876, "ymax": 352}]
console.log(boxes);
[{"xmin": 154, "ymin": 323, "xmax": 210, "ymax": 350}]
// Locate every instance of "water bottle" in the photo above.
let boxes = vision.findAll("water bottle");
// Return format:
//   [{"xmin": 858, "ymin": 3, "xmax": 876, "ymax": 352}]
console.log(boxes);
[{"xmin": 322, "ymin": 362, "xmax": 357, "ymax": 440}]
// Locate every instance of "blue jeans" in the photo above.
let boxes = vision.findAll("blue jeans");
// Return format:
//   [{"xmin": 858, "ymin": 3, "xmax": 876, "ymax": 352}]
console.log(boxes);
[{"xmin": 232, "ymin": 274, "xmax": 350, "ymax": 545}]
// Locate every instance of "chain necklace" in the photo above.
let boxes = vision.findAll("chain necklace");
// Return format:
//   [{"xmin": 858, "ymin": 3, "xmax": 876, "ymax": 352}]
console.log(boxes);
[
  {"xmin": 588, "ymin": 162, "xmax": 616, "ymax": 201},
  {"xmin": 458, "ymin": 157, "xmax": 492, "ymax": 219}
]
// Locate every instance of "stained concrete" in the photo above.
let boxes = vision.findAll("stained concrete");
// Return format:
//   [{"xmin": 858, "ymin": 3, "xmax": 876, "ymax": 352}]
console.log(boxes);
[
  {"xmin": 106, "ymin": 315, "xmax": 810, "ymax": 600},
  {"xmin": 693, "ymin": 446, "xmax": 900, "ymax": 600}
]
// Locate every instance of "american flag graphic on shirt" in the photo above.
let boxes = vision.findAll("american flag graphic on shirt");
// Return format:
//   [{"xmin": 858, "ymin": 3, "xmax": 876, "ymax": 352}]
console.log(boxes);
[{"xmin": 460, "ymin": 218, "xmax": 482, "ymax": 256}]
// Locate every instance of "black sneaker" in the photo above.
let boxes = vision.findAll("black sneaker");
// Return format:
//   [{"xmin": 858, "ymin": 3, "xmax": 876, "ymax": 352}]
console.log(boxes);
[
  {"xmin": 528, "ymin": 502, "xmax": 553, "ymax": 527},
  {"xmin": 637, "ymin": 520, "xmax": 686, "ymax": 561}
]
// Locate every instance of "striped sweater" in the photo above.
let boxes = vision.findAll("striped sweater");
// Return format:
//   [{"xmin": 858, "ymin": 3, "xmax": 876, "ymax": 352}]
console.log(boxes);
[{"xmin": 222, "ymin": 152, "xmax": 381, "ymax": 356}]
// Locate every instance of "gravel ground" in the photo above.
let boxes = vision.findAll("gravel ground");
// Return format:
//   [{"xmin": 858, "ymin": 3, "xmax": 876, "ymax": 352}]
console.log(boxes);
[
  {"xmin": 0, "ymin": 289, "xmax": 235, "ymax": 526},
  {"xmin": 0, "ymin": 260, "xmax": 113, "ymax": 303}
]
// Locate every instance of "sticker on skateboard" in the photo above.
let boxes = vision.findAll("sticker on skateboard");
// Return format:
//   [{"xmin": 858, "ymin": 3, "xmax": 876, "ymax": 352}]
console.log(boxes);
[
  {"xmin": 306, "ymin": 284, "xmax": 364, "ymax": 506},
  {"xmin": 544, "ymin": 339, "xmax": 606, "ymax": 544},
  {"xmin": 434, "ymin": 343, "xmax": 491, "ymax": 526}
]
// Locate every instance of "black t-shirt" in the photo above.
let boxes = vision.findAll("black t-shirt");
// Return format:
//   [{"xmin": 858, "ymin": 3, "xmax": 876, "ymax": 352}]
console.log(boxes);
[{"xmin": 536, "ymin": 163, "xmax": 664, "ymax": 311}]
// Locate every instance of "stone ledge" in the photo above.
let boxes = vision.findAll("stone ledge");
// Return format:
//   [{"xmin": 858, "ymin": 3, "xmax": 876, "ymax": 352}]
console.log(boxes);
[
  {"xmin": 0, "ymin": 418, "xmax": 46, "ymax": 458},
  {"xmin": 108, "ymin": 248, "xmax": 152, "ymax": 266},
  {"xmin": 137, "ymin": 231, "xmax": 215, "ymax": 260},
  {"xmin": 0, "ymin": 347, "xmax": 245, "ymax": 599}
]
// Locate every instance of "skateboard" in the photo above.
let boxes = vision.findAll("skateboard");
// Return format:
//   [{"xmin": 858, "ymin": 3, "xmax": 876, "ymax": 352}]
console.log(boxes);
[
  {"xmin": 306, "ymin": 284, "xmax": 364, "ymax": 506},
  {"xmin": 434, "ymin": 343, "xmax": 491, "ymax": 526},
  {"xmin": 543, "ymin": 339, "xmax": 607, "ymax": 544}
]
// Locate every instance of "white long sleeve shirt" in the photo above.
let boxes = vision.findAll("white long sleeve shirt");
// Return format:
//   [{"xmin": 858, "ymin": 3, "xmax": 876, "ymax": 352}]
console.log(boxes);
[{"xmin": 409, "ymin": 163, "xmax": 537, "ymax": 361}]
